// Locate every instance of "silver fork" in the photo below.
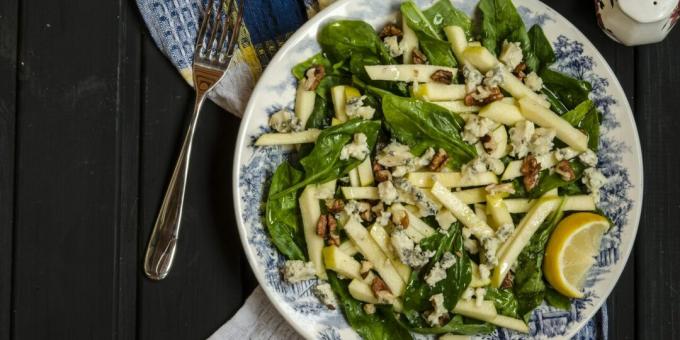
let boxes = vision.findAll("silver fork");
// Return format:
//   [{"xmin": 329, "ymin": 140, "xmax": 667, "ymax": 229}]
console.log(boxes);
[{"xmin": 144, "ymin": 0, "xmax": 244, "ymax": 280}]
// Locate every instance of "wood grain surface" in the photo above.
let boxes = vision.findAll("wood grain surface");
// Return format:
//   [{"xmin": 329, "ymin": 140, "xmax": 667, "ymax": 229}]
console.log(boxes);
[{"xmin": 0, "ymin": 0, "xmax": 677, "ymax": 339}]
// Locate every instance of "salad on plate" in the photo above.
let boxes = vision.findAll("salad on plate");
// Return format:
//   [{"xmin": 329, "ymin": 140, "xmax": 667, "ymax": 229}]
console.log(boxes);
[{"xmin": 254, "ymin": 0, "xmax": 611, "ymax": 338}]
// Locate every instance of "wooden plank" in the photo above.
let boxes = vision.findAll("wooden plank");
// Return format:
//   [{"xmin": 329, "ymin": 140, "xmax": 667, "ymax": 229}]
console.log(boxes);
[
  {"xmin": 137, "ymin": 37, "xmax": 246, "ymax": 338},
  {"xmin": 634, "ymin": 29, "xmax": 680, "ymax": 340},
  {"xmin": 12, "ymin": 0, "xmax": 141, "ymax": 338},
  {"xmin": 0, "ymin": 0, "xmax": 18, "ymax": 337}
]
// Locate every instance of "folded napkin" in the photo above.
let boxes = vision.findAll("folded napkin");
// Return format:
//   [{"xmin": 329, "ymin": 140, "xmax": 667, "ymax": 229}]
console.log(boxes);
[{"xmin": 135, "ymin": 0, "xmax": 608, "ymax": 338}]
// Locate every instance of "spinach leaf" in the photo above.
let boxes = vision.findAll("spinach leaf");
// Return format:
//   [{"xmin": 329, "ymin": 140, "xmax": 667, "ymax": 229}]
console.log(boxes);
[
  {"xmin": 316, "ymin": 74, "xmax": 352, "ymax": 100},
  {"xmin": 401, "ymin": 1, "xmax": 458, "ymax": 68},
  {"xmin": 305, "ymin": 95, "xmax": 332, "ymax": 130},
  {"xmin": 382, "ymin": 94, "xmax": 476, "ymax": 168},
  {"xmin": 526, "ymin": 25, "xmax": 555, "ymax": 72},
  {"xmin": 318, "ymin": 20, "xmax": 394, "ymax": 65},
  {"xmin": 410, "ymin": 315, "xmax": 496, "ymax": 335},
  {"xmin": 265, "ymin": 161, "xmax": 306, "ymax": 260},
  {"xmin": 529, "ymin": 160, "xmax": 586, "ymax": 198},
  {"xmin": 561, "ymin": 99, "xmax": 595, "ymax": 126},
  {"xmin": 513, "ymin": 198, "xmax": 566, "ymax": 321},
  {"xmin": 545, "ymin": 286, "xmax": 571, "ymax": 311},
  {"xmin": 272, "ymin": 119, "xmax": 381, "ymax": 199},
  {"xmin": 540, "ymin": 69, "xmax": 592, "ymax": 110},
  {"xmin": 541, "ymin": 86, "xmax": 570, "ymax": 114},
  {"xmin": 403, "ymin": 224, "xmax": 471, "ymax": 313},
  {"xmin": 401, "ymin": 1, "xmax": 440, "ymax": 39},
  {"xmin": 581, "ymin": 107, "xmax": 600, "ymax": 151},
  {"xmin": 327, "ymin": 272, "xmax": 413, "ymax": 340},
  {"xmin": 478, "ymin": 0, "xmax": 535, "ymax": 68},
  {"xmin": 423, "ymin": 0, "xmax": 472, "ymax": 38},
  {"xmin": 292, "ymin": 53, "xmax": 333, "ymax": 80},
  {"xmin": 559, "ymin": 182, "xmax": 586, "ymax": 196},
  {"xmin": 485, "ymin": 288, "xmax": 519, "ymax": 318}
]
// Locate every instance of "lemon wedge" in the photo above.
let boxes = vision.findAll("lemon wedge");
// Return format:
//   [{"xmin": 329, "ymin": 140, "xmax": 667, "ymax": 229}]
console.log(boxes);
[{"xmin": 544, "ymin": 212, "xmax": 610, "ymax": 298}]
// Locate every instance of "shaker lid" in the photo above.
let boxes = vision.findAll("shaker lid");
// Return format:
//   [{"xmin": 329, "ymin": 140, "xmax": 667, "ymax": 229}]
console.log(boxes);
[{"xmin": 619, "ymin": 0, "xmax": 679, "ymax": 23}]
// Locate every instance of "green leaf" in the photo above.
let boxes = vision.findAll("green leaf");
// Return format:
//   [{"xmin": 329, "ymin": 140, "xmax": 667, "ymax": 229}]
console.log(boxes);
[
  {"xmin": 561, "ymin": 99, "xmax": 595, "ymax": 126},
  {"xmin": 318, "ymin": 20, "xmax": 394, "ymax": 65},
  {"xmin": 526, "ymin": 24, "xmax": 555, "ymax": 72},
  {"xmin": 485, "ymin": 288, "xmax": 519, "ymax": 318},
  {"xmin": 315, "ymin": 74, "xmax": 352, "ymax": 100},
  {"xmin": 381, "ymin": 94, "xmax": 476, "ymax": 169},
  {"xmin": 401, "ymin": 1, "xmax": 458, "ymax": 68},
  {"xmin": 541, "ymin": 86, "xmax": 570, "ymax": 114},
  {"xmin": 402, "ymin": 224, "xmax": 471, "ymax": 313},
  {"xmin": 305, "ymin": 95, "xmax": 332, "ymax": 130},
  {"xmin": 513, "ymin": 198, "xmax": 566, "ymax": 320},
  {"xmin": 581, "ymin": 107, "xmax": 600, "ymax": 151},
  {"xmin": 529, "ymin": 160, "xmax": 587, "ymax": 198},
  {"xmin": 545, "ymin": 287, "xmax": 571, "ymax": 311},
  {"xmin": 292, "ymin": 53, "xmax": 333, "ymax": 80},
  {"xmin": 265, "ymin": 161, "xmax": 306, "ymax": 260},
  {"xmin": 327, "ymin": 272, "xmax": 413, "ymax": 340},
  {"xmin": 410, "ymin": 315, "xmax": 497, "ymax": 335},
  {"xmin": 478, "ymin": 0, "xmax": 535, "ymax": 68},
  {"xmin": 272, "ymin": 119, "xmax": 381, "ymax": 199},
  {"xmin": 423, "ymin": 0, "xmax": 472, "ymax": 38},
  {"xmin": 539, "ymin": 69, "xmax": 592, "ymax": 110}
]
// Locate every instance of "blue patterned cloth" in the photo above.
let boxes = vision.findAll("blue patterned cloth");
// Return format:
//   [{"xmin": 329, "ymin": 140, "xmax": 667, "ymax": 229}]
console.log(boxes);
[{"xmin": 135, "ymin": 0, "xmax": 609, "ymax": 338}]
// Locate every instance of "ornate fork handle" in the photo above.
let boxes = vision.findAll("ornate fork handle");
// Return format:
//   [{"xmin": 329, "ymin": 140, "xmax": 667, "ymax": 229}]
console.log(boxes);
[{"xmin": 143, "ymin": 70, "xmax": 218, "ymax": 280}]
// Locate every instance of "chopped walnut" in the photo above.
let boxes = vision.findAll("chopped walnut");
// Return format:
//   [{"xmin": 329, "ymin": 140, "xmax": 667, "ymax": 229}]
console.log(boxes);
[
  {"xmin": 327, "ymin": 215, "xmax": 340, "ymax": 246},
  {"xmin": 554, "ymin": 160, "xmax": 576, "ymax": 181},
  {"xmin": 501, "ymin": 271, "xmax": 514, "ymax": 289},
  {"xmin": 379, "ymin": 23, "xmax": 403, "ymax": 39},
  {"xmin": 464, "ymin": 86, "xmax": 504, "ymax": 106},
  {"xmin": 302, "ymin": 65, "xmax": 325, "ymax": 91},
  {"xmin": 430, "ymin": 70, "xmax": 454, "ymax": 84},
  {"xmin": 480, "ymin": 134, "xmax": 496, "ymax": 153},
  {"xmin": 521, "ymin": 155, "xmax": 541, "ymax": 191},
  {"xmin": 360, "ymin": 209, "xmax": 374, "ymax": 223},
  {"xmin": 412, "ymin": 48, "xmax": 428, "ymax": 64},
  {"xmin": 325, "ymin": 199, "xmax": 345, "ymax": 214},
  {"xmin": 513, "ymin": 62, "xmax": 527, "ymax": 80},
  {"xmin": 392, "ymin": 209, "xmax": 409, "ymax": 228},
  {"xmin": 371, "ymin": 276, "xmax": 391, "ymax": 295},
  {"xmin": 316, "ymin": 214, "xmax": 328, "ymax": 238},
  {"xmin": 375, "ymin": 169, "xmax": 392, "ymax": 182},
  {"xmin": 428, "ymin": 148, "xmax": 449, "ymax": 171}
]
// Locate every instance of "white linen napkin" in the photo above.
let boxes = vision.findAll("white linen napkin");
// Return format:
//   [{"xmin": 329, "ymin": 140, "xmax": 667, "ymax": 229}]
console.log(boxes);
[{"xmin": 208, "ymin": 286, "xmax": 303, "ymax": 340}]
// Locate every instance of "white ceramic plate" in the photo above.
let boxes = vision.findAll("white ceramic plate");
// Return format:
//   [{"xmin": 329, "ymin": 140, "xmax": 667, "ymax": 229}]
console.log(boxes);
[{"xmin": 233, "ymin": 0, "xmax": 643, "ymax": 338}]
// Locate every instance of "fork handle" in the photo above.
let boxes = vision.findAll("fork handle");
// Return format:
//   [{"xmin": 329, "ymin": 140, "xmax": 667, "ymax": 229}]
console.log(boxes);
[{"xmin": 144, "ymin": 91, "xmax": 207, "ymax": 280}]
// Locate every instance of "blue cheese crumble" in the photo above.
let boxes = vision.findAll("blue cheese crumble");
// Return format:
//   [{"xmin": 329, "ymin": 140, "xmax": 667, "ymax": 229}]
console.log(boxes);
[
  {"xmin": 383, "ymin": 35, "xmax": 403, "ymax": 58},
  {"xmin": 579, "ymin": 149, "xmax": 599, "ymax": 167},
  {"xmin": 582, "ymin": 167, "xmax": 607, "ymax": 202},
  {"xmin": 377, "ymin": 180, "xmax": 399, "ymax": 205},
  {"xmin": 462, "ymin": 64, "xmax": 484, "ymax": 93},
  {"xmin": 524, "ymin": 71, "xmax": 544, "ymax": 92},
  {"xmin": 426, "ymin": 293, "xmax": 449, "ymax": 326},
  {"xmin": 529, "ymin": 127, "xmax": 557, "ymax": 156},
  {"xmin": 339, "ymin": 133, "xmax": 369, "ymax": 161},
  {"xmin": 282, "ymin": 260, "xmax": 316, "ymax": 282},
  {"xmin": 346, "ymin": 96, "xmax": 376, "ymax": 120},
  {"xmin": 509, "ymin": 120, "xmax": 535, "ymax": 158},
  {"xmin": 391, "ymin": 230, "xmax": 435, "ymax": 268},
  {"xmin": 313, "ymin": 282, "xmax": 337, "ymax": 309},
  {"xmin": 499, "ymin": 40, "xmax": 523, "ymax": 70},
  {"xmin": 269, "ymin": 109, "xmax": 301, "ymax": 133},
  {"xmin": 462, "ymin": 114, "xmax": 498, "ymax": 144},
  {"xmin": 483, "ymin": 64, "xmax": 505, "ymax": 88}
]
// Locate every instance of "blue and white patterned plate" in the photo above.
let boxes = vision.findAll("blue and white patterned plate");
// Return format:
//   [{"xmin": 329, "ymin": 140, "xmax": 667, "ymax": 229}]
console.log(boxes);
[{"xmin": 233, "ymin": 0, "xmax": 643, "ymax": 338}]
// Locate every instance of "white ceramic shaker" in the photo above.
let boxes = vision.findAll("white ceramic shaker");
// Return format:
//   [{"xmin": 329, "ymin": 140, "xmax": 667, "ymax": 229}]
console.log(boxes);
[{"xmin": 594, "ymin": 0, "xmax": 680, "ymax": 46}]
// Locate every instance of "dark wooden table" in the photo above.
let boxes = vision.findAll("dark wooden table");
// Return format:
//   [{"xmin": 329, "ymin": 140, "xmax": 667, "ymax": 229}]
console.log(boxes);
[{"xmin": 0, "ymin": 0, "xmax": 678, "ymax": 339}]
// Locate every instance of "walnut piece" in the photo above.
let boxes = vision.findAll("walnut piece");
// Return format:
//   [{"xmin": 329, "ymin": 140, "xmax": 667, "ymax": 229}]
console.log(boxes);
[
  {"xmin": 464, "ymin": 86, "xmax": 504, "ymax": 106},
  {"xmin": 371, "ymin": 276, "xmax": 391, "ymax": 294},
  {"xmin": 480, "ymin": 134, "xmax": 496, "ymax": 153},
  {"xmin": 412, "ymin": 48, "xmax": 428, "ymax": 65},
  {"xmin": 391, "ymin": 209, "xmax": 409, "ymax": 228},
  {"xmin": 430, "ymin": 70, "xmax": 454, "ymax": 84},
  {"xmin": 325, "ymin": 199, "xmax": 345, "ymax": 213},
  {"xmin": 428, "ymin": 148, "xmax": 449, "ymax": 171},
  {"xmin": 513, "ymin": 62, "xmax": 527, "ymax": 80},
  {"xmin": 327, "ymin": 215, "xmax": 340, "ymax": 246},
  {"xmin": 315, "ymin": 214, "xmax": 328, "ymax": 238},
  {"xmin": 554, "ymin": 160, "xmax": 576, "ymax": 181},
  {"xmin": 521, "ymin": 154, "xmax": 541, "ymax": 191},
  {"xmin": 501, "ymin": 271, "xmax": 514, "ymax": 289},
  {"xmin": 379, "ymin": 23, "xmax": 403, "ymax": 39},
  {"xmin": 302, "ymin": 65, "xmax": 326, "ymax": 91},
  {"xmin": 375, "ymin": 169, "xmax": 392, "ymax": 182}
]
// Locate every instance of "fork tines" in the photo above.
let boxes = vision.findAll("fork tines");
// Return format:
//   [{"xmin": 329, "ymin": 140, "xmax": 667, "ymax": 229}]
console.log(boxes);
[{"xmin": 194, "ymin": 0, "xmax": 244, "ymax": 65}]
